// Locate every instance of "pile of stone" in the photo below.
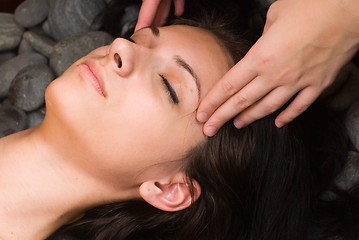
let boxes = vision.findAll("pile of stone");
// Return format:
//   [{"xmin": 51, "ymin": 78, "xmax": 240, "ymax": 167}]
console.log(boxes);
[{"xmin": 0, "ymin": 0, "xmax": 139, "ymax": 137}]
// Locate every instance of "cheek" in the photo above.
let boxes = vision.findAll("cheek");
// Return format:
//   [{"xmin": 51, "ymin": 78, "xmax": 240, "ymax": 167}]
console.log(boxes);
[
  {"xmin": 113, "ymin": 94, "xmax": 204, "ymax": 151},
  {"xmin": 86, "ymin": 46, "xmax": 108, "ymax": 57},
  {"xmin": 103, "ymin": 97, "xmax": 173, "ymax": 150},
  {"xmin": 45, "ymin": 72, "xmax": 103, "ymax": 128},
  {"xmin": 97, "ymin": 102, "xmax": 204, "ymax": 171}
]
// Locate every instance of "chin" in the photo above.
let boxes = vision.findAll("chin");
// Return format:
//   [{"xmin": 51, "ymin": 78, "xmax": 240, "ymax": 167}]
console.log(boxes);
[{"xmin": 44, "ymin": 78, "xmax": 79, "ymax": 129}]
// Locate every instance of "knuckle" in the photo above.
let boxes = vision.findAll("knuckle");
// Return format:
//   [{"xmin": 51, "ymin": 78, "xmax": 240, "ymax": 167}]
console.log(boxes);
[
  {"xmin": 255, "ymin": 51, "xmax": 277, "ymax": 70},
  {"xmin": 266, "ymin": 1, "xmax": 280, "ymax": 21},
  {"xmin": 207, "ymin": 117, "xmax": 224, "ymax": 129},
  {"xmin": 221, "ymin": 79, "xmax": 236, "ymax": 95},
  {"xmin": 292, "ymin": 102, "xmax": 310, "ymax": 115},
  {"xmin": 276, "ymin": 67, "xmax": 292, "ymax": 82},
  {"xmin": 274, "ymin": 63, "xmax": 298, "ymax": 84},
  {"xmin": 265, "ymin": 101, "xmax": 282, "ymax": 114},
  {"xmin": 207, "ymin": 100, "xmax": 219, "ymax": 111},
  {"xmin": 266, "ymin": 8, "xmax": 275, "ymax": 22},
  {"xmin": 272, "ymin": 66, "xmax": 298, "ymax": 86},
  {"xmin": 233, "ymin": 94, "xmax": 250, "ymax": 110},
  {"xmin": 256, "ymin": 53, "xmax": 272, "ymax": 67}
]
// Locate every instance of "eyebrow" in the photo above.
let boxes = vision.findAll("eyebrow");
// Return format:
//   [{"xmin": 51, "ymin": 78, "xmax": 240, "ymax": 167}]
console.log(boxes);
[
  {"xmin": 174, "ymin": 56, "xmax": 201, "ymax": 102},
  {"xmin": 147, "ymin": 26, "xmax": 160, "ymax": 37},
  {"xmin": 147, "ymin": 26, "xmax": 201, "ymax": 102}
]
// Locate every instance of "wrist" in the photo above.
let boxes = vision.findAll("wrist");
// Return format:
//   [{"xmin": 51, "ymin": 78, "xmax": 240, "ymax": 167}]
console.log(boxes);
[{"xmin": 338, "ymin": 0, "xmax": 359, "ymax": 37}]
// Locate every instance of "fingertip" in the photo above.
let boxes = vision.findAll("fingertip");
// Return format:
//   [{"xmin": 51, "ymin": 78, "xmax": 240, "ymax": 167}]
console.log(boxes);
[
  {"xmin": 275, "ymin": 121, "xmax": 284, "ymax": 128},
  {"xmin": 204, "ymin": 125, "xmax": 217, "ymax": 137},
  {"xmin": 174, "ymin": 6, "xmax": 184, "ymax": 16},
  {"xmin": 134, "ymin": 20, "xmax": 148, "ymax": 32},
  {"xmin": 233, "ymin": 119, "xmax": 246, "ymax": 129},
  {"xmin": 174, "ymin": 0, "xmax": 185, "ymax": 16},
  {"xmin": 275, "ymin": 112, "xmax": 288, "ymax": 128},
  {"xmin": 197, "ymin": 112, "xmax": 209, "ymax": 123}
]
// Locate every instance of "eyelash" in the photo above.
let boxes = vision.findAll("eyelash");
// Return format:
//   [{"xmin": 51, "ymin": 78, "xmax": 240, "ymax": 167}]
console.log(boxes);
[{"xmin": 160, "ymin": 74, "xmax": 179, "ymax": 105}]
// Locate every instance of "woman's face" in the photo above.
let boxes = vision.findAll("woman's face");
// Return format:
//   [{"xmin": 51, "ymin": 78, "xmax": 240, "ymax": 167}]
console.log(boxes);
[{"xmin": 45, "ymin": 25, "xmax": 232, "ymax": 183}]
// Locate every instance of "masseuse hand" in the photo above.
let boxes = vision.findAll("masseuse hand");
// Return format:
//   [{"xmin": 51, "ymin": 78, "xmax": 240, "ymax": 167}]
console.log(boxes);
[
  {"xmin": 135, "ymin": 0, "xmax": 185, "ymax": 31},
  {"xmin": 197, "ymin": 0, "xmax": 359, "ymax": 136}
]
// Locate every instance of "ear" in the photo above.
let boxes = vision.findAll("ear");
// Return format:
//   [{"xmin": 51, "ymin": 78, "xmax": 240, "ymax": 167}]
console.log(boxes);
[{"xmin": 139, "ymin": 172, "xmax": 201, "ymax": 212}]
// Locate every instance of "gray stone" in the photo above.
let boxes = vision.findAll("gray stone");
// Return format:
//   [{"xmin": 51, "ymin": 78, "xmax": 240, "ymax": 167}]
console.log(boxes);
[
  {"xmin": 0, "ymin": 100, "xmax": 27, "ymax": 138},
  {"xmin": 50, "ymin": 31, "xmax": 113, "ymax": 76},
  {"xmin": 48, "ymin": 0, "xmax": 106, "ymax": 41},
  {"xmin": 27, "ymin": 107, "xmax": 46, "ymax": 128},
  {"xmin": 335, "ymin": 151, "xmax": 359, "ymax": 191},
  {"xmin": 120, "ymin": 5, "xmax": 140, "ymax": 36},
  {"xmin": 0, "ymin": 50, "xmax": 16, "ymax": 66},
  {"xmin": 0, "ymin": 53, "xmax": 48, "ymax": 98},
  {"xmin": 41, "ymin": 20, "xmax": 51, "ymax": 36},
  {"xmin": 345, "ymin": 100, "xmax": 359, "ymax": 151},
  {"xmin": 328, "ymin": 63, "xmax": 359, "ymax": 112},
  {"xmin": 8, "ymin": 63, "xmax": 54, "ymax": 111},
  {"xmin": 0, "ymin": 13, "xmax": 24, "ymax": 51},
  {"xmin": 90, "ymin": 14, "xmax": 104, "ymax": 32},
  {"xmin": 18, "ymin": 38, "xmax": 35, "ymax": 55},
  {"xmin": 23, "ymin": 30, "xmax": 56, "ymax": 57},
  {"xmin": 14, "ymin": 0, "xmax": 49, "ymax": 28}
]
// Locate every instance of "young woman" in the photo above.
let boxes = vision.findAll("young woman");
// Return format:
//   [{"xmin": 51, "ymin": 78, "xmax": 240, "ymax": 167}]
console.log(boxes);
[
  {"xmin": 45, "ymin": 6, "xmax": 359, "ymax": 240},
  {"xmin": 0, "ymin": 7, "xmax": 250, "ymax": 240}
]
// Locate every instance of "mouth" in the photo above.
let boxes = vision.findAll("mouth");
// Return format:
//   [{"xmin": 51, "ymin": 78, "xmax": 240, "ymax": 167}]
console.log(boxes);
[{"xmin": 77, "ymin": 63, "xmax": 105, "ymax": 97}]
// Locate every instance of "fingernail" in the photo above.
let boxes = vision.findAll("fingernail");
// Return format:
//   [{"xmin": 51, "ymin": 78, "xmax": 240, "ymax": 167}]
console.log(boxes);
[
  {"xmin": 205, "ymin": 126, "xmax": 217, "ymax": 136},
  {"xmin": 276, "ymin": 121, "xmax": 284, "ymax": 128},
  {"xmin": 197, "ymin": 112, "xmax": 208, "ymax": 122},
  {"xmin": 234, "ymin": 120, "xmax": 246, "ymax": 129}
]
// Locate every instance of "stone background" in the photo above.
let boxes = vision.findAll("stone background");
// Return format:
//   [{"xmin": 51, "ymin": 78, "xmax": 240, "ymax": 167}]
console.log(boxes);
[{"xmin": 0, "ymin": 0, "xmax": 358, "ymax": 190}]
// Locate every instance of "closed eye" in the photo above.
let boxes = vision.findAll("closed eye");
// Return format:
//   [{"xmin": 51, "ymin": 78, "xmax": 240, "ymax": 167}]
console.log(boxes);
[{"xmin": 160, "ymin": 74, "xmax": 179, "ymax": 105}]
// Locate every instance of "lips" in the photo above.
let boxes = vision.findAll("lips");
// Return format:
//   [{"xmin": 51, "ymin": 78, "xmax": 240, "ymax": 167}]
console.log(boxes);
[{"xmin": 77, "ymin": 63, "xmax": 105, "ymax": 97}]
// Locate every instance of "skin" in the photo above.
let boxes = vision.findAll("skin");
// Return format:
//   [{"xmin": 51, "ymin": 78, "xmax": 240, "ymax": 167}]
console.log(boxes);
[
  {"xmin": 0, "ymin": 25, "xmax": 232, "ymax": 240},
  {"xmin": 135, "ymin": 0, "xmax": 359, "ymax": 136}
]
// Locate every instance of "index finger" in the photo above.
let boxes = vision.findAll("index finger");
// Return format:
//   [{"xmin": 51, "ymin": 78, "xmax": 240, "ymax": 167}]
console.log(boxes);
[
  {"xmin": 173, "ymin": 0, "xmax": 185, "ymax": 16},
  {"xmin": 135, "ymin": 0, "xmax": 162, "ymax": 32},
  {"xmin": 196, "ymin": 59, "xmax": 257, "ymax": 122}
]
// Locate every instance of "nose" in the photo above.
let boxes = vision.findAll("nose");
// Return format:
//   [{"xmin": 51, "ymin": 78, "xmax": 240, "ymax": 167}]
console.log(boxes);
[{"xmin": 107, "ymin": 38, "xmax": 135, "ymax": 77}]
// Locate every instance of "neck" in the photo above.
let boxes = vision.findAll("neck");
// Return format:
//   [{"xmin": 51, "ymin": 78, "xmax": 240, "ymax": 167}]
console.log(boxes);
[{"xmin": 0, "ymin": 122, "xmax": 133, "ymax": 240}]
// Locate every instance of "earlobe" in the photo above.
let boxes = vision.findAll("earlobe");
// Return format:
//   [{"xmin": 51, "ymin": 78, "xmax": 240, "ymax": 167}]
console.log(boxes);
[{"xmin": 139, "ymin": 174, "xmax": 201, "ymax": 212}]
